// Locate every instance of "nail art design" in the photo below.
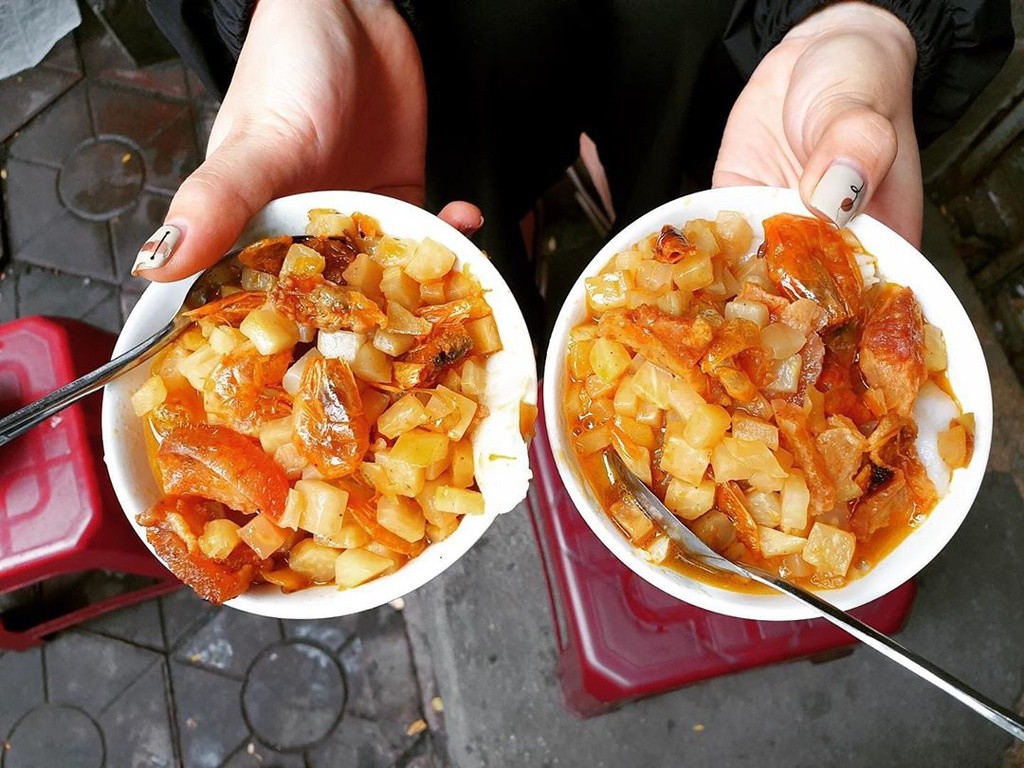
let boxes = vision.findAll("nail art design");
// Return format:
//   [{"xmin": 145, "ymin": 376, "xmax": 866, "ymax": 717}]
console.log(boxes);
[
  {"xmin": 132, "ymin": 224, "xmax": 181, "ymax": 275},
  {"xmin": 810, "ymin": 163, "xmax": 865, "ymax": 229}
]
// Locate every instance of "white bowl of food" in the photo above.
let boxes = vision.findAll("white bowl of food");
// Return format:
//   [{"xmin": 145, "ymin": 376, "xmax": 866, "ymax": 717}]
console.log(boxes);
[
  {"xmin": 103, "ymin": 191, "xmax": 536, "ymax": 619},
  {"xmin": 543, "ymin": 186, "xmax": 991, "ymax": 621}
]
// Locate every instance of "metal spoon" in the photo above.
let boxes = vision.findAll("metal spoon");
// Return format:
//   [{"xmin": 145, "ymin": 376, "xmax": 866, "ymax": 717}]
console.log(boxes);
[
  {"xmin": 603, "ymin": 450, "xmax": 1024, "ymax": 742},
  {"xmin": 0, "ymin": 235, "xmax": 310, "ymax": 449}
]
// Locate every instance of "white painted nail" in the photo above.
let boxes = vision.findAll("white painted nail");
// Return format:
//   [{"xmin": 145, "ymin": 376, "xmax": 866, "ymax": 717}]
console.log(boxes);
[
  {"xmin": 810, "ymin": 163, "xmax": 866, "ymax": 229},
  {"xmin": 132, "ymin": 224, "xmax": 182, "ymax": 275}
]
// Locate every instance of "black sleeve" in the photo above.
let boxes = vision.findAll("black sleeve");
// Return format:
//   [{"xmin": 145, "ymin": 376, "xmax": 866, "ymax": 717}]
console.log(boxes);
[
  {"xmin": 723, "ymin": 0, "xmax": 1014, "ymax": 144},
  {"xmin": 146, "ymin": 0, "xmax": 422, "ymax": 101}
]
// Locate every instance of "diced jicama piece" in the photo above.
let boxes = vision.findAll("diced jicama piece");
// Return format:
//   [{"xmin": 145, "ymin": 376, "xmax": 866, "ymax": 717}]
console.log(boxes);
[
  {"xmin": 445, "ymin": 270, "xmax": 477, "ymax": 300},
  {"xmin": 586, "ymin": 272, "xmax": 632, "ymax": 311},
  {"xmin": 282, "ymin": 348, "xmax": 321, "ymax": 395},
  {"xmin": 281, "ymin": 243, "xmax": 326, "ymax": 276},
  {"xmin": 765, "ymin": 354, "xmax": 802, "ymax": 394},
  {"xmin": 672, "ymin": 252, "xmax": 714, "ymax": 292},
  {"xmin": 589, "ymin": 338, "xmax": 631, "ymax": 385},
  {"xmin": 352, "ymin": 343, "xmax": 392, "ymax": 383},
  {"xmin": 377, "ymin": 495, "xmax": 426, "ymax": 542},
  {"xmin": 923, "ymin": 324, "xmax": 947, "ymax": 373},
  {"xmin": 760, "ymin": 322, "xmax": 805, "ymax": 360},
  {"xmin": 715, "ymin": 211, "xmax": 754, "ymax": 259},
  {"xmin": 640, "ymin": 535, "xmax": 671, "ymax": 564},
  {"xmin": 240, "ymin": 308, "xmax": 300, "ymax": 355},
  {"xmin": 295, "ymin": 479, "xmax": 349, "ymax": 538},
  {"xmin": 427, "ymin": 386, "xmax": 477, "ymax": 441},
  {"xmin": 725, "ymin": 298, "xmax": 769, "ymax": 328},
  {"xmin": 611, "ymin": 375, "xmax": 639, "ymax": 417},
  {"xmin": 259, "ymin": 415, "xmax": 294, "ymax": 453},
  {"xmin": 467, "ymin": 315, "xmax": 502, "ymax": 354},
  {"xmin": 654, "ymin": 290, "xmax": 687, "ymax": 316},
  {"xmin": 373, "ymin": 328, "xmax": 416, "ymax": 356},
  {"xmin": 421, "ymin": 281, "xmax": 446, "ymax": 304},
  {"xmin": 375, "ymin": 452, "xmax": 426, "ymax": 497},
  {"xmin": 405, "ymin": 238, "xmax": 456, "ymax": 282},
  {"xmin": 381, "ymin": 265, "xmax": 420, "ymax": 309},
  {"xmin": 612, "ymin": 435, "xmax": 652, "ymax": 486},
  {"xmin": 634, "ymin": 399, "xmax": 662, "ymax": 427},
  {"xmin": 208, "ymin": 325, "xmax": 245, "ymax": 355},
  {"xmin": 177, "ymin": 345, "xmax": 220, "ymax": 391},
  {"xmin": 576, "ymin": 424, "xmax": 613, "ymax": 456},
  {"xmin": 434, "ymin": 486, "xmax": 485, "ymax": 516},
  {"xmin": 802, "ymin": 522, "xmax": 856, "ymax": 578},
  {"xmin": 746, "ymin": 490, "xmax": 782, "ymax": 527},
  {"xmin": 198, "ymin": 519, "xmax": 241, "ymax": 561},
  {"xmin": 239, "ymin": 514, "xmax": 289, "ymax": 559},
  {"xmin": 335, "ymin": 548, "xmax": 393, "ymax": 588},
  {"xmin": 274, "ymin": 442, "xmax": 308, "ymax": 479},
  {"xmin": 450, "ymin": 440, "xmax": 474, "ymax": 488},
  {"xmin": 316, "ymin": 508, "xmax": 371, "ymax": 549},
  {"xmin": 391, "ymin": 429, "xmax": 450, "ymax": 468},
  {"xmin": 342, "ymin": 253, "xmax": 384, "ymax": 302},
  {"xmin": 568, "ymin": 338, "xmax": 595, "ymax": 380},
  {"xmin": 306, "ymin": 210, "xmax": 355, "ymax": 238},
  {"xmin": 635, "ymin": 260, "xmax": 675, "ymax": 293},
  {"xmin": 288, "ymin": 538, "xmax": 340, "ymax": 583},
  {"xmin": 377, "ymin": 394, "xmax": 428, "ymax": 439},
  {"xmin": 131, "ymin": 375, "xmax": 167, "ymax": 416},
  {"xmin": 660, "ymin": 423, "xmax": 710, "ymax": 485},
  {"xmin": 427, "ymin": 519, "xmax": 459, "ymax": 543},
  {"xmin": 664, "ymin": 478, "xmax": 715, "ymax": 520},
  {"xmin": 609, "ymin": 498, "xmax": 654, "ymax": 543},
  {"xmin": 460, "ymin": 358, "xmax": 487, "ymax": 397},
  {"xmin": 781, "ymin": 471, "xmax": 810, "ymax": 533},
  {"xmin": 240, "ymin": 267, "xmax": 277, "ymax": 292},
  {"xmin": 710, "ymin": 438, "xmax": 786, "ymax": 490},
  {"xmin": 937, "ymin": 424, "xmax": 968, "ymax": 469},
  {"xmin": 683, "ymin": 403, "xmax": 730, "ymax": 449},
  {"xmin": 757, "ymin": 526, "xmax": 807, "ymax": 558},
  {"xmin": 731, "ymin": 412, "xmax": 779, "ymax": 451},
  {"xmin": 279, "ymin": 488, "xmax": 305, "ymax": 530},
  {"xmin": 318, "ymin": 330, "xmax": 366, "ymax": 362},
  {"xmin": 689, "ymin": 510, "xmax": 736, "ymax": 553},
  {"xmin": 387, "ymin": 301, "xmax": 432, "ymax": 335},
  {"xmin": 632, "ymin": 361, "xmax": 674, "ymax": 409},
  {"xmin": 613, "ymin": 416, "xmax": 655, "ymax": 450}
]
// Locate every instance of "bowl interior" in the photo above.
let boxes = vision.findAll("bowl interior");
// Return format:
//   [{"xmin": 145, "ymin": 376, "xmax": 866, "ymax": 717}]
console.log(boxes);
[
  {"xmin": 543, "ymin": 186, "xmax": 992, "ymax": 621},
  {"xmin": 103, "ymin": 191, "xmax": 536, "ymax": 619}
]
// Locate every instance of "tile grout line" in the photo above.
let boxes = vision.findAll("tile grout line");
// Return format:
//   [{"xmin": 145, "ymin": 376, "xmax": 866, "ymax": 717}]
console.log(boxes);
[
  {"xmin": 94, "ymin": 654, "xmax": 164, "ymax": 719},
  {"xmin": 157, "ymin": 599, "xmax": 185, "ymax": 768}
]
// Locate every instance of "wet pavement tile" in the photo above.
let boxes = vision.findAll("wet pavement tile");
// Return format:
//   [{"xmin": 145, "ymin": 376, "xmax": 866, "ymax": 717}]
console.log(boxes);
[
  {"xmin": 15, "ymin": 267, "xmax": 122, "ymax": 334},
  {"xmin": 0, "ymin": 62, "xmax": 82, "ymax": 144}
]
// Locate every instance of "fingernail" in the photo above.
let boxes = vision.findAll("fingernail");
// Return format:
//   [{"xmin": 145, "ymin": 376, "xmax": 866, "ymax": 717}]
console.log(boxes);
[
  {"xmin": 132, "ymin": 224, "xmax": 182, "ymax": 275},
  {"xmin": 810, "ymin": 163, "xmax": 865, "ymax": 229}
]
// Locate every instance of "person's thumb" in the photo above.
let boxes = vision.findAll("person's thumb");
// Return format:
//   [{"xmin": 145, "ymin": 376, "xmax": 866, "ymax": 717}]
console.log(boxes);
[
  {"xmin": 131, "ymin": 131, "xmax": 287, "ymax": 282},
  {"xmin": 798, "ymin": 99, "xmax": 898, "ymax": 230}
]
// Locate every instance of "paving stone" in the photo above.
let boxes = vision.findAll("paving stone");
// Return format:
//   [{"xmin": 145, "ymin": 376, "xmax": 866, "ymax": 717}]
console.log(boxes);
[
  {"xmin": 0, "ymin": 648, "xmax": 44, "ymax": 739},
  {"xmin": 0, "ymin": 267, "xmax": 18, "ymax": 323},
  {"xmin": 307, "ymin": 715, "xmax": 402, "ymax": 768},
  {"xmin": 11, "ymin": 210, "xmax": 113, "ymax": 283},
  {"xmin": 220, "ymin": 742, "xmax": 306, "ymax": 768},
  {"xmin": 0, "ymin": 66, "xmax": 81, "ymax": 144},
  {"xmin": 44, "ymin": 630, "xmax": 161, "ymax": 715},
  {"xmin": 141, "ymin": 106, "xmax": 201, "ymax": 193},
  {"xmin": 340, "ymin": 607, "xmax": 425, "ymax": 753},
  {"xmin": 8, "ymin": 83, "xmax": 93, "ymax": 166},
  {"xmin": 81, "ymin": 594, "xmax": 165, "ymax": 650},
  {"xmin": 169, "ymin": 658, "xmax": 249, "ymax": 768},
  {"xmin": 159, "ymin": 589, "xmax": 218, "ymax": 650},
  {"xmin": 5, "ymin": 158, "xmax": 64, "ymax": 250},
  {"xmin": 282, "ymin": 616, "xmax": 360, "ymax": 652},
  {"xmin": 4, "ymin": 703, "xmax": 104, "ymax": 768},
  {"xmin": 97, "ymin": 660, "xmax": 175, "ymax": 768},
  {"xmin": 87, "ymin": 83, "xmax": 188, "ymax": 156},
  {"xmin": 16, "ymin": 268, "xmax": 121, "ymax": 334},
  {"xmin": 175, "ymin": 609, "xmax": 282, "ymax": 679},
  {"xmin": 241, "ymin": 640, "xmax": 346, "ymax": 751},
  {"xmin": 41, "ymin": 35, "xmax": 81, "ymax": 75}
]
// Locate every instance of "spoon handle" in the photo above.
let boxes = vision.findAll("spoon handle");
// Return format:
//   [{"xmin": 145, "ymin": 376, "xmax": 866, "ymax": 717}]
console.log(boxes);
[
  {"xmin": 0, "ymin": 319, "xmax": 184, "ymax": 448},
  {"xmin": 746, "ymin": 567, "xmax": 1024, "ymax": 741}
]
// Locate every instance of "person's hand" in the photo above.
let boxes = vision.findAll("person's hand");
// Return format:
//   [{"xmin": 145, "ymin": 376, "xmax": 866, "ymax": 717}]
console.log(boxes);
[
  {"xmin": 133, "ymin": 0, "xmax": 482, "ymax": 280},
  {"xmin": 713, "ymin": 2, "xmax": 921, "ymax": 246}
]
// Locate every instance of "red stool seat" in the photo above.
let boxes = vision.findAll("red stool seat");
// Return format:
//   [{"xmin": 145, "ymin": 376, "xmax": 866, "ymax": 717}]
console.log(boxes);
[
  {"xmin": 0, "ymin": 317, "xmax": 179, "ymax": 651},
  {"xmin": 527, "ymin": 395, "xmax": 915, "ymax": 717}
]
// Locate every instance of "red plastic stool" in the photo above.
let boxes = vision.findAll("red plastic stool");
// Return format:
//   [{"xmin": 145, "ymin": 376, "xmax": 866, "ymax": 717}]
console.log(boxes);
[
  {"xmin": 0, "ymin": 317, "xmax": 180, "ymax": 651},
  {"xmin": 527, "ymin": 395, "xmax": 916, "ymax": 717}
]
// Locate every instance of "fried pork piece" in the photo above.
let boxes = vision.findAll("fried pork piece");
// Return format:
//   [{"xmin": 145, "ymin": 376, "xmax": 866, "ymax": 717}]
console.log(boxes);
[
  {"xmin": 271, "ymin": 273, "xmax": 386, "ymax": 333},
  {"xmin": 654, "ymin": 225, "xmax": 697, "ymax": 264},
  {"xmin": 762, "ymin": 214, "xmax": 863, "ymax": 328},
  {"xmin": 395, "ymin": 323, "xmax": 474, "ymax": 389},
  {"xmin": 701, "ymin": 319, "xmax": 761, "ymax": 402},
  {"xmin": 239, "ymin": 235, "xmax": 358, "ymax": 283},
  {"xmin": 598, "ymin": 305, "xmax": 713, "ymax": 392},
  {"xmin": 850, "ymin": 468, "xmax": 910, "ymax": 540},
  {"xmin": 138, "ymin": 495, "xmax": 264, "ymax": 604},
  {"xmin": 158, "ymin": 423, "xmax": 290, "ymax": 523},
  {"xmin": 715, "ymin": 481, "xmax": 761, "ymax": 551},
  {"xmin": 771, "ymin": 399, "xmax": 836, "ymax": 514},
  {"xmin": 184, "ymin": 290, "xmax": 266, "ymax": 326},
  {"xmin": 815, "ymin": 415, "xmax": 868, "ymax": 502},
  {"xmin": 858, "ymin": 284, "xmax": 925, "ymax": 418}
]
